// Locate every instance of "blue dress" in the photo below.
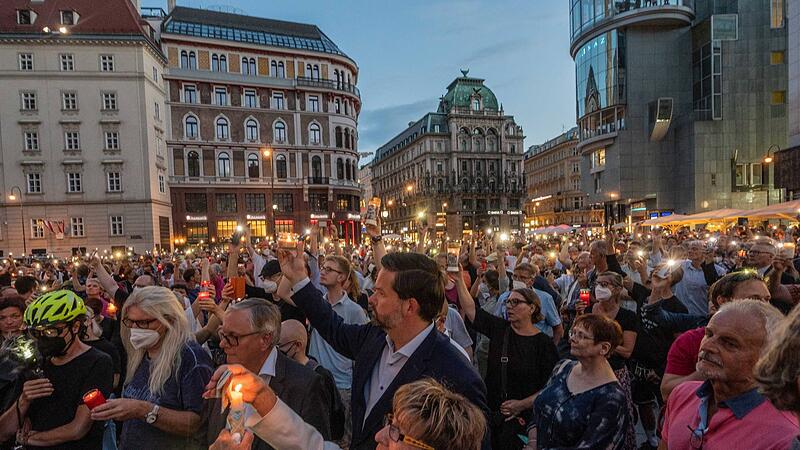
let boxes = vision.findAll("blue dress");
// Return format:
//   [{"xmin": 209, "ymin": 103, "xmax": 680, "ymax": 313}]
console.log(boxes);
[{"xmin": 530, "ymin": 360, "xmax": 628, "ymax": 450}]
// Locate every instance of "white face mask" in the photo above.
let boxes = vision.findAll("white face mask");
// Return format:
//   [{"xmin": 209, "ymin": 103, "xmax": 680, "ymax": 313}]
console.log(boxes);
[
  {"xmin": 129, "ymin": 328, "xmax": 161, "ymax": 350},
  {"xmin": 594, "ymin": 286, "xmax": 613, "ymax": 302},
  {"xmin": 262, "ymin": 280, "xmax": 278, "ymax": 293}
]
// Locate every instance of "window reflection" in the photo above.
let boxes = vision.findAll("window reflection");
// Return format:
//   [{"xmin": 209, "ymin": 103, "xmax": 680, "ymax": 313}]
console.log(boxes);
[{"xmin": 570, "ymin": 0, "xmax": 693, "ymax": 39}]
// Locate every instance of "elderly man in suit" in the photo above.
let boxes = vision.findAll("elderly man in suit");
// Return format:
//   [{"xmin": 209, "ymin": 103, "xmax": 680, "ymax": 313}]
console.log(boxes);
[
  {"xmin": 205, "ymin": 298, "xmax": 331, "ymax": 449},
  {"xmin": 278, "ymin": 249, "xmax": 489, "ymax": 450}
]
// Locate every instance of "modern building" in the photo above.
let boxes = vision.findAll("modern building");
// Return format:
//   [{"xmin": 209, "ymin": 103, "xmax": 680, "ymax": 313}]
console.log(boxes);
[
  {"xmin": 569, "ymin": 0, "xmax": 788, "ymax": 225},
  {"xmin": 0, "ymin": 0, "xmax": 171, "ymax": 256},
  {"xmin": 524, "ymin": 127, "xmax": 603, "ymax": 228},
  {"xmin": 370, "ymin": 71, "xmax": 525, "ymax": 240},
  {"xmin": 775, "ymin": 0, "xmax": 800, "ymax": 200},
  {"xmin": 157, "ymin": 6, "xmax": 362, "ymax": 246}
]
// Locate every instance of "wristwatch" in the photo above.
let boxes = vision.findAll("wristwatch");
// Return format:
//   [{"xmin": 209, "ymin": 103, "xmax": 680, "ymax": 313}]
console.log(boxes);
[
  {"xmin": 145, "ymin": 404, "xmax": 160, "ymax": 424},
  {"xmin": 370, "ymin": 235, "xmax": 382, "ymax": 244}
]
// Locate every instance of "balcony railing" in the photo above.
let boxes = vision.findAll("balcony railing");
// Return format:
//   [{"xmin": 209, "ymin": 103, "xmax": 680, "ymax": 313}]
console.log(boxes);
[
  {"xmin": 307, "ymin": 176, "xmax": 329, "ymax": 185},
  {"xmin": 169, "ymin": 175, "xmax": 304, "ymax": 186},
  {"xmin": 296, "ymin": 77, "xmax": 360, "ymax": 98}
]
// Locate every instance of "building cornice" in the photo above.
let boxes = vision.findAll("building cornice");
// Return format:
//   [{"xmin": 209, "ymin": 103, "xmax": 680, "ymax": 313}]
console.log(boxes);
[{"xmin": 0, "ymin": 34, "xmax": 168, "ymax": 64}]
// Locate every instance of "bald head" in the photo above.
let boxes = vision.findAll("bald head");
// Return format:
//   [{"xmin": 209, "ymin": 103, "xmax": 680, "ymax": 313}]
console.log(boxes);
[{"xmin": 279, "ymin": 319, "xmax": 308, "ymax": 352}]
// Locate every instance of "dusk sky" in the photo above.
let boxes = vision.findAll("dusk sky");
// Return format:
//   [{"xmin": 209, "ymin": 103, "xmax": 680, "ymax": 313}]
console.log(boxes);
[{"xmin": 155, "ymin": 0, "xmax": 576, "ymax": 161}]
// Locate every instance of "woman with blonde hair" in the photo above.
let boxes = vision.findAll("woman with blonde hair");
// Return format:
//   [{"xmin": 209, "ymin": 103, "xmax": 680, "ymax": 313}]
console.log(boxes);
[
  {"xmin": 206, "ymin": 366, "xmax": 487, "ymax": 450},
  {"xmin": 91, "ymin": 286, "xmax": 214, "ymax": 449}
]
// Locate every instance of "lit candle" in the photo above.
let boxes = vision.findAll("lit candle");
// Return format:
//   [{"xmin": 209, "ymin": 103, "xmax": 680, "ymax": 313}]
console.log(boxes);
[
  {"xmin": 227, "ymin": 383, "xmax": 245, "ymax": 440},
  {"xmin": 83, "ymin": 389, "xmax": 106, "ymax": 410}
]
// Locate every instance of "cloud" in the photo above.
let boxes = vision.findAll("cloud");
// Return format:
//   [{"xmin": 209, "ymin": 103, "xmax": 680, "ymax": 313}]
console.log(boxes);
[
  {"xmin": 358, "ymin": 98, "xmax": 437, "ymax": 157},
  {"xmin": 459, "ymin": 38, "xmax": 531, "ymax": 65}
]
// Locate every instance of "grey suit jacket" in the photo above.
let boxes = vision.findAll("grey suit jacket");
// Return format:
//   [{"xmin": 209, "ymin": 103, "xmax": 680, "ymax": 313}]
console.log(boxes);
[{"xmin": 205, "ymin": 352, "xmax": 332, "ymax": 450}]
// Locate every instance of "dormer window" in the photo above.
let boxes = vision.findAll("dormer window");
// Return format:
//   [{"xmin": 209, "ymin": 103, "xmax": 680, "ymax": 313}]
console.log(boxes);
[
  {"xmin": 472, "ymin": 98, "xmax": 481, "ymax": 111},
  {"xmin": 60, "ymin": 10, "xmax": 76, "ymax": 25},
  {"xmin": 16, "ymin": 10, "xmax": 34, "ymax": 25}
]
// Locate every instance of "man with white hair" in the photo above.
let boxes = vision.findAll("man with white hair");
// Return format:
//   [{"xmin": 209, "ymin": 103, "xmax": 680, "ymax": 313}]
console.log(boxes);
[
  {"xmin": 673, "ymin": 240, "xmax": 726, "ymax": 315},
  {"xmin": 659, "ymin": 300, "xmax": 798, "ymax": 450}
]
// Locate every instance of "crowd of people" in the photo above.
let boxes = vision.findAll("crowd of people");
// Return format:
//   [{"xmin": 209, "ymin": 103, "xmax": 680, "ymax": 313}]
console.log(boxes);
[{"xmin": 0, "ymin": 219, "xmax": 798, "ymax": 449}]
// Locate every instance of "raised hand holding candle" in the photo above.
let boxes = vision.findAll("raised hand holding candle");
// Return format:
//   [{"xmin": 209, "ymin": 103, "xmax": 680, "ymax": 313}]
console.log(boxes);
[{"xmin": 226, "ymin": 383, "xmax": 245, "ymax": 443}]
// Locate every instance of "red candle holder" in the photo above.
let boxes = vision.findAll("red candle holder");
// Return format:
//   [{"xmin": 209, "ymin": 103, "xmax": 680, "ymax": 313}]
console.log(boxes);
[
  {"xmin": 579, "ymin": 289, "xmax": 591, "ymax": 306},
  {"xmin": 83, "ymin": 389, "xmax": 106, "ymax": 410}
]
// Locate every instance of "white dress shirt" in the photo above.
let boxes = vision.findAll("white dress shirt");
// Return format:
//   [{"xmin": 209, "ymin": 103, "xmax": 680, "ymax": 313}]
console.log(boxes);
[
  {"xmin": 243, "ymin": 347, "xmax": 278, "ymax": 421},
  {"xmin": 363, "ymin": 322, "xmax": 435, "ymax": 419}
]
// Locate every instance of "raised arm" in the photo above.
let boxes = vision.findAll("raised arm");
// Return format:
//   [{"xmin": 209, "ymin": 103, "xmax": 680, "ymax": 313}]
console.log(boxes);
[
  {"xmin": 455, "ymin": 268, "xmax": 477, "ymax": 323},
  {"xmin": 366, "ymin": 218, "xmax": 385, "ymax": 272},
  {"xmin": 89, "ymin": 256, "xmax": 120, "ymax": 298}
]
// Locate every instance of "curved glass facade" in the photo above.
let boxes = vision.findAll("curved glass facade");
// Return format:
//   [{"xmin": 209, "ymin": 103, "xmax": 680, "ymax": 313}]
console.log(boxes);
[
  {"xmin": 570, "ymin": 0, "xmax": 694, "ymax": 40},
  {"xmin": 575, "ymin": 30, "xmax": 626, "ymax": 119}
]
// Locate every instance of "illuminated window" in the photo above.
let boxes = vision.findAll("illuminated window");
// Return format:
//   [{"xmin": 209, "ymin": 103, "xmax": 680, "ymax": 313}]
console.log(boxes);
[
  {"xmin": 274, "ymin": 220, "xmax": 294, "ymax": 234},
  {"xmin": 216, "ymin": 220, "xmax": 238, "ymax": 239},
  {"xmin": 246, "ymin": 220, "xmax": 267, "ymax": 237}
]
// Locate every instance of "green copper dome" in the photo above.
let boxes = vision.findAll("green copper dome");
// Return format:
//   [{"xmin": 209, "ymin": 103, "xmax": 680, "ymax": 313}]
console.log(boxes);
[{"xmin": 437, "ymin": 70, "xmax": 499, "ymax": 113}]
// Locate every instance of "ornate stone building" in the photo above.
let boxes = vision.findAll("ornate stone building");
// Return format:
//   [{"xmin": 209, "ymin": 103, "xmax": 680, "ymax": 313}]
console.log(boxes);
[
  {"xmin": 370, "ymin": 72, "xmax": 525, "ymax": 239},
  {"xmin": 159, "ymin": 7, "xmax": 362, "ymax": 245},
  {"xmin": 524, "ymin": 127, "xmax": 603, "ymax": 228}
]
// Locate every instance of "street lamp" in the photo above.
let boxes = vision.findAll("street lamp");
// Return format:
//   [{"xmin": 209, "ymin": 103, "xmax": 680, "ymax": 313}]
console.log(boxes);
[
  {"xmin": 8, "ymin": 186, "xmax": 26, "ymax": 256},
  {"xmin": 271, "ymin": 204, "xmax": 278, "ymax": 240},
  {"xmin": 764, "ymin": 145, "xmax": 780, "ymax": 205}
]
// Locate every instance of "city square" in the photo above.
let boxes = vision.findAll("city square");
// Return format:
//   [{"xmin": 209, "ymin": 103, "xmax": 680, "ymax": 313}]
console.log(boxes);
[{"xmin": 0, "ymin": 0, "xmax": 799, "ymax": 449}]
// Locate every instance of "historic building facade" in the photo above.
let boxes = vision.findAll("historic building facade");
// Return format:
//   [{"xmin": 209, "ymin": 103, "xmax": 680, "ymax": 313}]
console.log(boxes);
[
  {"xmin": 524, "ymin": 127, "xmax": 602, "ymax": 228},
  {"xmin": 0, "ymin": 0, "xmax": 171, "ymax": 256},
  {"xmin": 370, "ymin": 72, "xmax": 525, "ymax": 239},
  {"xmin": 159, "ymin": 7, "xmax": 362, "ymax": 245}
]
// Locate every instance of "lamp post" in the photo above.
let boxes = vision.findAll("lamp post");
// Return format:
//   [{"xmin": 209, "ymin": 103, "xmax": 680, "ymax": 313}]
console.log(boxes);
[
  {"xmin": 764, "ymin": 145, "xmax": 780, "ymax": 206},
  {"xmin": 272, "ymin": 204, "xmax": 278, "ymax": 241},
  {"xmin": 8, "ymin": 186, "xmax": 26, "ymax": 257},
  {"xmin": 441, "ymin": 202, "xmax": 448, "ymax": 240}
]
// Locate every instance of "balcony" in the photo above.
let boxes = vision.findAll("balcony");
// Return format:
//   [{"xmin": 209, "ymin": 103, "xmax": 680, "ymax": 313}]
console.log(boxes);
[
  {"xmin": 307, "ymin": 176, "xmax": 329, "ymax": 185},
  {"xmin": 296, "ymin": 77, "xmax": 360, "ymax": 99},
  {"xmin": 330, "ymin": 178, "xmax": 360, "ymax": 188},
  {"xmin": 169, "ymin": 175, "xmax": 304, "ymax": 186},
  {"xmin": 570, "ymin": 0, "xmax": 694, "ymax": 56}
]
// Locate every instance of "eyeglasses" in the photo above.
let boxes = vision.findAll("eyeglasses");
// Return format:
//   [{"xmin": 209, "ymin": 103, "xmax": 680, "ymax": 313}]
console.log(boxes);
[
  {"xmin": 321, "ymin": 266, "xmax": 344, "ymax": 274},
  {"xmin": 218, "ymin": 329, "xmax": 264, "ymax": 347},
  {"xmin": 122, "ymin": 318, "xmax": 159, "ymax": 329},
  {"xmin": 568, "ymin": 330, "xmax": 595, "ymax": 341},
  {"xmin": 277, "ymin": 339, "xmax": 297, "ymax": 353},
  {"xmin": 384, "ymin": 414, "xmax": 435, "ymax": 450},
  {"xmin": 27, "ymin": 324, "xmax": 68, "ymax": 338},
  {"xmin": 688, "ymin": 425, "xmax": 705, "ymax": 449},
  {"xmin": 506, "ymin": 298, "xmax": 531, "ymax": 308},
  {"xmin": 596, "ymin": 281, "xmax": 619, "ymax": 288}
]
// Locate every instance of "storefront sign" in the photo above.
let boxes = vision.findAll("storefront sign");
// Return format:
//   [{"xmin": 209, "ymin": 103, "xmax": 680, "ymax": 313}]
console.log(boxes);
[
  {"xmin": 310, "ymin": 214, "xmax": 329, "ymax": 219},
  {"xmin": 185, "ymin": 215, "xmax": 207, "ymax": 221},
  {"xmin": 488, "ymin": 210, "xmax": 503, "ymax": 215},
  {"xmin": 347, "ymin": 213, "xmax": 361, "ymax": 220},
  {"xmin": 246, "ymin": 214, "xmax": 266, "ymax": 220}
]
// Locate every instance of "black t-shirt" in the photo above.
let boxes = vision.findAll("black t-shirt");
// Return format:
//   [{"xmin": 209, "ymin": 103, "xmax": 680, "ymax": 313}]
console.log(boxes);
[
  {"xmin": 587, "ymin": 304, "xmax": 639, "ymax": 371},
  {"xmin": 85, "ymin": 338, "xmax": 121, "ymax": 377},
  {"xmin": 629, "ymin": 284, "xmax": 688, "ymax": 373},
  {"xmin": 26, "ymin": 347, "xmax": 113, "ymax": 450},
  {"xmin": 244, "ymin": 284, "xmax": 306, "ymax": 323},
  {"xmin": 469, "ymin": 307, "xmax": 559, "ymax": 412}
]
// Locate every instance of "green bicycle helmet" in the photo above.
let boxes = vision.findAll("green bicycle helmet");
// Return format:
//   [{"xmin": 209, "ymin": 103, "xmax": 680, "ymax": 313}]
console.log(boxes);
[{"xmin": 24, "ymin": 289, "xmax": 87, "ymax": 327}]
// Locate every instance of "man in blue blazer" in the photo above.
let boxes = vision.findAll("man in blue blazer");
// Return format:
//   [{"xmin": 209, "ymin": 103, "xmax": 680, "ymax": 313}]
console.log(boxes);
[{"xmin": 278, "ymin": 250, "xmax": 490, "ymax": 450}]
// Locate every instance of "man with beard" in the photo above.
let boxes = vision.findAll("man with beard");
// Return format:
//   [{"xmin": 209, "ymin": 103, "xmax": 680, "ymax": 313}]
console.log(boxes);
[
  {"xmin": 659, "ymin": 300, "xmax": 797, "ymax": 450},
  {"xmin": 277, "ymin": 249, "xmax": 489, "ymax": 450}
]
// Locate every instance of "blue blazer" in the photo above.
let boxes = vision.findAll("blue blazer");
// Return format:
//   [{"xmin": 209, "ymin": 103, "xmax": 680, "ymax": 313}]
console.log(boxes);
[{"xmin": 292, "ymin": 281, "xmax": 490, "ymax": 450}]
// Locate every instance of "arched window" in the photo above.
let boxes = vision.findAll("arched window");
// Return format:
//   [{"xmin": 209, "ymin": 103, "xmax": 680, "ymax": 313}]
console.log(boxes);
[
  {"xmin": 243, "ymin": 58, "xmax": 255, "ymax": 75},
  {"xmin": 245, "ymin": 119, "xmax": 258, "ymax": 141},
  {"xmin": 306, "ymin": 64, "xmax": 312, "ymax": 77},
  {"xmin": 180, "ymin": 50, "xmax": 188, "ymax": 68},
  {"xmin": 345, "ymin": 160, "xmax": 352, "ymax": 180},
  {"xmin": 335, "ymin": 127, "xmax": 343, "ymax": 148},
  {"xmin": 350, "ymin": 132, "xmax": 356, "ymax": 150},
  {"xmin": 216, "ymin": 117, "xmax": 229, "ymax": 140},
  {"xmin": 437, "ymin": 179, "xmax": 444, "ymax": 193},
  {"xmin": 472, "ymin": 98, "xmax": 480, "ymax": 111},
  {"xmin": 460, "ymin": 139, "xmax": 467, "ymax": 151},
  {"xmin": 188, "ymin": 51, "xmax": 196, "ymax": 69},
  {"xmin": 273, "ymin": 121, "xmax": 286, "ymax": 142},
  {"xmin": 247, "ymin": 153, "xmax": 260, "ymax": 178},
  {"xmin": 344, "ymin": 129, "xmax": 351, "ymax": 149},
  {"xmin": 187, "ymin": 151, "xmax": 200, "ymax": 177},
  {"xmin": 219, "ymin": 55, "xmax": 227, "ymax": 72},
  {"xmin": 270, "ymin": 60, "xmax": 277, "ymax": 77},
  {"xmin": 473, "ymin": 138, "xmax": 481, "ymax": 152},
  {"xmin": 217, "ymin": 152, "xmax": 231, "ymax": 178},
  {"xmin": 211, "ymin": 54, "xmax": 219, "ymax": 71},
  {"xmin": 336, "ymin": 158, "xmax": 344, "ymax": 179},
  {"xmin": 309, "ymin": 123, "xmax": 321, "ymax": 144},
  {"xmin": 277, "ymin": 62, "xmax": 285, "ymax": 78},
  {"xmin": 276, "ymin": 154, "xmax": 287, "ymax": 179},
  {"xmin": 312, "ymin": 65, "xmax": 320, "ymax": 80},
  {"xmin": 334, "ymin": 69, "xmax": 340, "ymax": 88},
  {"xmin": 311, "ymin": 155, "xmax": 322, "ymax": 178},
  {"xmin": 185, "ymin": 115, "xmax": 199, "ymax": 139},
  {"xmin": 334, "ymin": 99, "xmax": 341, "ymax": 113}
]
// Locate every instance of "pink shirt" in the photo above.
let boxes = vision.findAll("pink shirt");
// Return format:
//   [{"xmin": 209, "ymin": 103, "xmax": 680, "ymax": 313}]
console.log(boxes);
[
  {"xmin": 663, "ymin": 381, "xmax": 799, "ymax": 450},
  {"xmin": 665, "ymin": 326, "xmax": 705, "ymax": 376}
]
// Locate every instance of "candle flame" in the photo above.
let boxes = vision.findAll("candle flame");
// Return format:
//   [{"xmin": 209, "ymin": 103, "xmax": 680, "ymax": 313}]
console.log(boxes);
[{"xmin": 234, "ymin": 383, "xmax": 242, "ymax": 393}]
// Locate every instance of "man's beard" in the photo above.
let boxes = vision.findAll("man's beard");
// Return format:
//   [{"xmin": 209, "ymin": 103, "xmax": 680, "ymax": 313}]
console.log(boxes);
[{"xmin": 371, "ymin": 309, "xmax": 403, "ymax": 331}]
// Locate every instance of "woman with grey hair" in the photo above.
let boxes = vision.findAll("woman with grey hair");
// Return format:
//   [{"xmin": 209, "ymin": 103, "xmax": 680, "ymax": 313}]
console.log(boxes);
[
  {"xmin": 91, "ymin": 286, "xmax": 214, "ymax": 449},
  {"xmin": 755, "ymin": 305, "xmax": 800, "ymax": 450}
]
